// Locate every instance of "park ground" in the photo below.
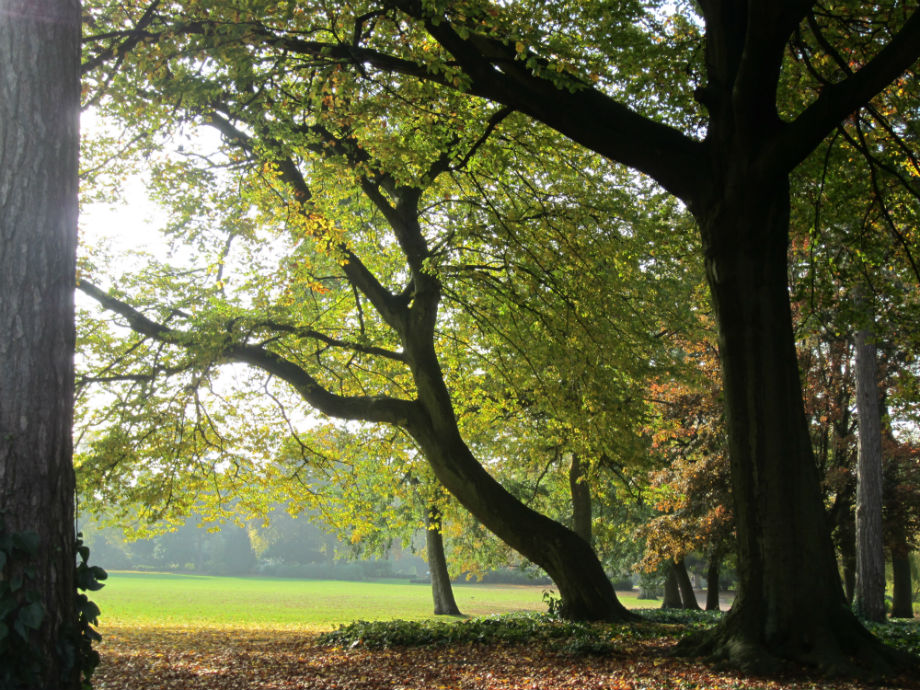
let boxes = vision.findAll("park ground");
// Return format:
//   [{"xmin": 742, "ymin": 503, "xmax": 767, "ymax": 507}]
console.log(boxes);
[{"xmin": 92, "ymin": 572, "xmax": 918, "ymax": 690}]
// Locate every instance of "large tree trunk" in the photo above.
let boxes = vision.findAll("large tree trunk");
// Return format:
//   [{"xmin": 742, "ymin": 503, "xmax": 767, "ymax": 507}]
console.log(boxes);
[
  {"xmin": 425, "ymin": 506, "xmax": 462, "ymax": 616},
  {"xmin": 0, "ymin": 2, "xmax": 81, "ymax": 687},
  {"xmin": 675, "ymin": 558, "xmax": 702, "ymax": 611},
  {"xmin": 853, "ymin": 324, "xmax": 886, "ymax": 622},
  {"xmin": 569, "ymin": 453, "xmax": 592, "ymax": 544},
  {"xmin": 689, "ymin": 173, "xmax": 900, "ymax": 672}
]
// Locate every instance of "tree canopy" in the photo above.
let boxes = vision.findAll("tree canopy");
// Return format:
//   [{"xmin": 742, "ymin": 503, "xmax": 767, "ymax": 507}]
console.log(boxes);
[{"xmin": 77, "ymin": 0, "xmax": 920, "ymax": 674}]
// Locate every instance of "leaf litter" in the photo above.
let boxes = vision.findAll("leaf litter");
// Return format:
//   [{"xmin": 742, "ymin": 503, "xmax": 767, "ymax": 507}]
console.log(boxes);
[{"xmin": 93, "ymin": 624, "xmax": 920, "ymax": 690}]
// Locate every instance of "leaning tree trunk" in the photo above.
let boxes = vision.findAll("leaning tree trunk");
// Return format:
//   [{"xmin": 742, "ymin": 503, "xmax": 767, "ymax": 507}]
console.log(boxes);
[
  {"xmin": 0, "ymin": 2, "xmax": 81, "ymax": 687},
  {"xmin": 853, "ymin": 324, "xmax": 886, "ymax": 622},
  {"xmin": 404, "ymin": 332, "xmax": 630, "ymax": 622},
  {"xmin": 691, "ymin": 172, "xmax": 899, "ymax": 672},
  {"xmin": 425, "ymin": 506, "xmax": 462, "ymax": 616},
  {"xmin": 675, "ymin": 558, "xmax": 702, "ymax": 611}
]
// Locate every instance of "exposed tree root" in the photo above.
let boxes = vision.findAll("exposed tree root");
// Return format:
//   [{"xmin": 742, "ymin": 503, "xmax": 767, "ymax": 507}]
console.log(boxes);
[{"xmin": 676, "ymin": 605, "xmax": 920, "ymax": 682}]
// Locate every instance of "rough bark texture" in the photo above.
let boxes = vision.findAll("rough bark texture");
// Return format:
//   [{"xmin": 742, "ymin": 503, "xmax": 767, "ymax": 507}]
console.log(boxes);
[
  {"xmin": 425, "ymin": 506, "xmax": 462, "ymax": 616},
  {"xmin": 853, "ymin": 326, "xmax": 886, "ymax": 623},
  {"xmin": 0, "ymin": 1, "xmax": 81, "ymax": 687},
  {"xmin": 675, "ymin": 558, "xmax": 702, "ymax": 611},
  {"xmin": 705, "ymin": 557, "xmax": 721, "ymax": 611},
  {"xmin": 569, "ymin": 453, "xmax": 592, "ymax": 544}
]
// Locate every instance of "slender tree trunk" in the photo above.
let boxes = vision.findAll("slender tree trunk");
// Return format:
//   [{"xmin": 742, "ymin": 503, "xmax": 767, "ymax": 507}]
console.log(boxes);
[
  {"xmin": 675, "ymin": 558, "xmax": 702, "ymax": 610},
  {"xmin": 853, "ymin": 324, "xmax": 886, "ymax": 623},
  {"xmin": 690, "ymin": 173, "xmax": 893, "ymax": 672},
  {"xmin": 569, "ymin": 453, "xmax": 592, "ymax": 544},
  {"xmin": 662, "ymin": 563, "xmax": 682, "ymax": 609},
  {"xmin": 891, "ymin": 550, "xmax": 913, "ymax": 620},
  {"xmin": 890, "ymin": 520, "xmax": 914, "ymax": 619},
  {"xmin": 425, "ymin": 506, "xmax": 461, "ymax": 616},
  {"xmin": 839, "ymin": 513, "xmax": 857, "ymax": 605},
  {"xmin": 706, "ymin": 555, "xmax": 721, "ymax": 611},
  {"xmin": 0, "ymin": 2, "xmax": 81, "ymax": 687}
]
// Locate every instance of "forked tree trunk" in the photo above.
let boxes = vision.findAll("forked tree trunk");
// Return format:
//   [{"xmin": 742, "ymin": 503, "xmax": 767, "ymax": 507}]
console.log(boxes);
[
  {"xmin": 690, "ymin": 173, "xmax": 899, "ymax": 672},
  {"xmin": 425, "ymin": 506, "xmax": 462, "ymax": 616},
  {"xmin": 705, "ymin": 555, "xmax": 721, "ymax": 611},
  {"xmin": 0, "ymin": 2, "xmax": 81, "ymax": 687},
  {"xmin": 853, "ymin": 324, "xmax": 886, "ymax": 622},
  {"xmin": 675, "ymin": 558, "xmax": 702, "ymax": 611}
]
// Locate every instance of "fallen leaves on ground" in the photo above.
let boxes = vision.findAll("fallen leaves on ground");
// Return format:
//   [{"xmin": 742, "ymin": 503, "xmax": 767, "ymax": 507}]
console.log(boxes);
[{"xmin": 93, "ymin": 626, "xmax": 919, "ymax": 690}]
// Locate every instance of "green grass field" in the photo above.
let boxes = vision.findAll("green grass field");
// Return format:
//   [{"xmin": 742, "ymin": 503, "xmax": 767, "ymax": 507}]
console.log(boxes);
[{"xmin": 93, "ymin": 572, "xmax": 661, "ymax": 631}]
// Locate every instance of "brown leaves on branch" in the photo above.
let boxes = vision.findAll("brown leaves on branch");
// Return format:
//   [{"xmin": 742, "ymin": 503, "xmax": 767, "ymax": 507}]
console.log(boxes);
[{"xmin": 93, "ymin": 626, "xmax": 918, "ymax": 690}]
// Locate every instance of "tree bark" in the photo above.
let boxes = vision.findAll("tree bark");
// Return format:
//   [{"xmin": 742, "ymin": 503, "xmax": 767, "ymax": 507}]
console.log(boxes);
[
  {"xmin": 569, "ymin": 453, "xmax": 592, "ymax": 544},
  {"xmin": 688, "ymin": 169, "xmax": 899, "ymax": 672},
  {"xmin": 0, "ymin": 1, "xmax": 81, "ymax": 687},
  {"xmin": 675, "ymin": 558, "xmax": 702, "ymax": 611},
  {"xmin": 706, "ymin": 555, "xmax": 721, "ymax": 611},
  {"xmin": 424, "ymin": 506, "xmax": 462, "ymax": 616},
  {"xmin": 662, "ymin": 564, "xmax": 682, "ymax": 609},
  {"xmin": 853, "ymin": 325, "xmax": 886, "ymax": 623}
]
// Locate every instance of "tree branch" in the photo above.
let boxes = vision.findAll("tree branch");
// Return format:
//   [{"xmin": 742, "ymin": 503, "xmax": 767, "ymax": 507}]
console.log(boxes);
[
  {"xmin": 78, "ymin": 279, "xmax": 419, "ymax": 426},
  {"xmin": 773, "ymin": 7, "xmax": 920, "ymax": 171}
]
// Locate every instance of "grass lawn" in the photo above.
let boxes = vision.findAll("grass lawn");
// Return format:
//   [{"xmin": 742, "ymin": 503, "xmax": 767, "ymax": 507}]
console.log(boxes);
[{"xmin": 93, "ymin": 571, "xmax": 662, "ymax": 631}]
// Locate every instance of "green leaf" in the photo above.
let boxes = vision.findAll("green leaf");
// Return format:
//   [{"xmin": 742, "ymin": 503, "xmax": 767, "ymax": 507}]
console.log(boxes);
[
  {"xmin": 18, "ymin": 602, "xmax": 44, "ymax": 630},
  {"xmin": 11, "ymin": 532, "xmax": 39, "ymax": 555}
]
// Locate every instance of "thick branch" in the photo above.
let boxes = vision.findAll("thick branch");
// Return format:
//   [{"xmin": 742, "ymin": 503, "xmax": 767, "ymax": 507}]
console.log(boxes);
[
  {"xmin": 400, "ymin": 14, "xmax": 704, "ymax": 203},
  {"xmin": 774, "ymin": 7, "xmax": 920, "ymax": 171},
  {"xmin": 78, "ymin": 279, "xmax": 418, "ymax": 425}
]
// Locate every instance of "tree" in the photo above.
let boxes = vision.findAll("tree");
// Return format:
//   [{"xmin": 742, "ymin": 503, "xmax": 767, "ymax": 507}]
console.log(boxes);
[
  {"xmin": 79, "ymin": 0, "xmax": 920, "ymax": 670},
  {"xmin": 268, "ymin": 1, "xmax": 919, "ymax": 671},
  {"xmin": 0, "ymin": 1, "xmax": 82, "ymax": 687},
  {"xmin": 75, "ymin": 75, "xmax": 638, "ymax": 618}
]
